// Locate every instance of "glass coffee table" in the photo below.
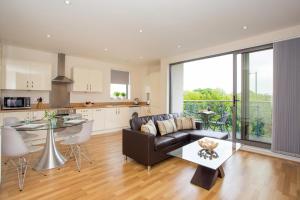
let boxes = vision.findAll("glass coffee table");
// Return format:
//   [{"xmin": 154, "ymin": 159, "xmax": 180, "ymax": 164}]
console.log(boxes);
[{"xmin": 168, "ymin": 137, "xmax": 241, "ymax": 190}]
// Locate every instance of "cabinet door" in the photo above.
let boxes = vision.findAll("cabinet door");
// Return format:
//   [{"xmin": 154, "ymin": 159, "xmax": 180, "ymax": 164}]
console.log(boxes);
[
  {"xmin": 32, "ymin": 111, "xmax": 45, "ymax": 121},
  {"xmin": 72, "ymin": 68, "xmax": 89, "ymax": 92},
  {"xmin": 104, "ymin": 108, "xmax": 118, "ymax": 129},
  {"xmin": 118, "ymin": 107, "xmax": 129, "ymax": 127},
  {"xmin": 2, "ymin": 112, "xmax": 30, "ymax": 122},
  {"xmin": 2, "ymin": 60, "xmax": 29, "ymax": 90},
  {"xmin": 92, "ymin": 109, "xmax": 105, "ymax": 131},
  {"xmin": 28, "ymin": 63, "xmax": 51, "ymax": 91},
  {"xmin": 90, "ymin": 69, "xmax": 103, "ymax": 92}
]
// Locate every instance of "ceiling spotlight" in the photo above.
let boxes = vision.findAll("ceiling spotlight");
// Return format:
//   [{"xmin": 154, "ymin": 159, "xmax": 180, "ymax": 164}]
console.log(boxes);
[
  {"xmin": 177, "ymin": 44, "xmax": 182, "ymax": 49},
  {"xmin": 65, "ymin": 0, "xmax": 71, "ymax": 5},
  {"xmin": 104, "ymin": 48, "xmax": 108, "ymax": 52},
  {"xmin": 243, "ymin": 26, "xmax": 248, "ymax": 30},
  {"xmin": 139, "ymin": 29, "xmax": 143, "ymax": 33},
  {"xmin": 46, "ymin": 34, "xmax": 51, "ymax": 38}
]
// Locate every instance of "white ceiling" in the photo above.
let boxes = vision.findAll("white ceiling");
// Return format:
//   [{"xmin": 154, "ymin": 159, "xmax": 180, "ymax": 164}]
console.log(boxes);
[{"xmin": 1, "ymin": 0, "xmax": 300, "ymax": 65}]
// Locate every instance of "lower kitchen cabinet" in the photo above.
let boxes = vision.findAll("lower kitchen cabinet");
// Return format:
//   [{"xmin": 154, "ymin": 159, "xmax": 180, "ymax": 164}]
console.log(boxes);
[{"xmin": 92, "ymin": 108, "xmax": 105, "ymax": 131}]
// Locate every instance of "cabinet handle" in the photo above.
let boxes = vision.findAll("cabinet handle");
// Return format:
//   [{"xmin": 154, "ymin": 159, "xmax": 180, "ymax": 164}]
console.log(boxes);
[
  {"xmin": 31, "ymin": 81, "xmax": 34, "ymax": 88},
  {"xmin": 27, "ymin": 81, "xmax": 29, "ymax": 88}
]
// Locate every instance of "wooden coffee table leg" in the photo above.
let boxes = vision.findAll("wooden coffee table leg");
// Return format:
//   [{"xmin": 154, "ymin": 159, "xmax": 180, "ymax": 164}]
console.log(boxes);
[{"xmin": 191, "ymin": 165, "xmax": 225, "ymax": 190}]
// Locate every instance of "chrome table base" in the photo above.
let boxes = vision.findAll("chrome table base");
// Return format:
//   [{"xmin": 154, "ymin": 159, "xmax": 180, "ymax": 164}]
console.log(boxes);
[{"xmin": 34, "ymin": 128, "xmax": 66, "ymax": 171}]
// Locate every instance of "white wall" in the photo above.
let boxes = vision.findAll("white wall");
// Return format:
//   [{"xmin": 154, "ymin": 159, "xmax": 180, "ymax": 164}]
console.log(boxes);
[
  {"xmin": 160, "ymin": 24, "xmax": 300, "ymax": 113},
  {"xmin": 0, "ymin": 45, "xmax": 148, "ymax": 104},
  {"xmin": 65, "ymin": 55, "xmax": 147, "ymax": 103},
  {"xmin": 170, "ymin": 64, "xmax": 184, "ymax": 114}
]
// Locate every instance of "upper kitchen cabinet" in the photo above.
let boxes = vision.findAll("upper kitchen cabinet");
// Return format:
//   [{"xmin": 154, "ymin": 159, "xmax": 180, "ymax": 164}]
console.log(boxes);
[
  {"xmin": 72, "ymin": 67, "xmax": 103, "ymax": 93},
  {"xmin": 0, "ymin": 45, "xmax": 53, "ymax": 91}
]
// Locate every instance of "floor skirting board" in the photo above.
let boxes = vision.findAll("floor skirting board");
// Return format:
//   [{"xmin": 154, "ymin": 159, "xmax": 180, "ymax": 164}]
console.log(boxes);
[{"xmin": 241, "ymin": 145, "xmax": 300, "ymax": 163}]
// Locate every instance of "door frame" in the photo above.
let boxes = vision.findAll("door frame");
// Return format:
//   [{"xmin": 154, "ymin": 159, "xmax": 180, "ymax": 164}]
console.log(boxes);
[{"xmin": 169, "ymin": 44, "xmax": 273, "ymax": 148}]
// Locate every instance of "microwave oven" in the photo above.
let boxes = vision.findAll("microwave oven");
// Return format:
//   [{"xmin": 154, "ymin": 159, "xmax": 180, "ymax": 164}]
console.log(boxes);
[{"xmin": 2, "ymin": 97, "xmax": 31, "ymax": 110}]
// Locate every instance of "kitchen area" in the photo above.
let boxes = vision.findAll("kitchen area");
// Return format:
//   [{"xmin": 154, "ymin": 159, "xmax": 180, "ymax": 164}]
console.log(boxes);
[
  {"xmin": 0, "ymin": 45, "xmax": 154, "ymax": 145},
  {"xmin": 0, "ymin": 45, "xmax": 156, "ymax": 182}
]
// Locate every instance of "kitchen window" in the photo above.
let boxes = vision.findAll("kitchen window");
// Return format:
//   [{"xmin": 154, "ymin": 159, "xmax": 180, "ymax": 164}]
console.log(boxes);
[{"xmin": 110, "ymin": 70, "xmax": 130, "ymax": 99}]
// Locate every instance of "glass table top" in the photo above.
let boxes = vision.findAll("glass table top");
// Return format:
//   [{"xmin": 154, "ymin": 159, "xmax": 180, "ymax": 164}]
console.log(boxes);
[
  {"xmin": 168, "ymin": 137, "xmax": 241, "ymax": 170},
  {"xmin": 9, "ymin": 118, "xmax": 87, "ymax": 131}
]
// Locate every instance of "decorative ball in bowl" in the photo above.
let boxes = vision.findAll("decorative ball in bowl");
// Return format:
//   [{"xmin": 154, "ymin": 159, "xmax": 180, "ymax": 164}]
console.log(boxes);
[{"xmin": 198, "ymin": 138, "xmax": 218, "ymax": 152}]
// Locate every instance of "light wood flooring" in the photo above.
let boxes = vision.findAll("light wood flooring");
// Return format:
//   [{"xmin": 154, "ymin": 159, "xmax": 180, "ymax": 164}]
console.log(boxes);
[{"xmin": 0, "ymin": 132, "xmax": 299, "ymax": 200}]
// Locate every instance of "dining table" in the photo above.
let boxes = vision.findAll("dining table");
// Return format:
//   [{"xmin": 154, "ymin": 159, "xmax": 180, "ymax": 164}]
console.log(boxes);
[{"xmin": 11, "ymin": 118, "xmax": 87, "ymax": 171}]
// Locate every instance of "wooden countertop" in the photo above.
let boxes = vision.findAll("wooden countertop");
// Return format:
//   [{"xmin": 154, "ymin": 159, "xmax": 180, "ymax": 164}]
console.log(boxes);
[{"xmin": 0, "ymin": 104, "xmax": 149, "ymax": 113}]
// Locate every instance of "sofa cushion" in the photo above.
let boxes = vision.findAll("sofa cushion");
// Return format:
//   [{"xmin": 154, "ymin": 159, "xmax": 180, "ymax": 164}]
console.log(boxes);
[
  {"xmin": 141, "ymin": 120, "xmax": 157, "ymax": 136},
  {"xmin": 187, "ymin": 130, "xmax": 229, "ymax": 140},
  {"xmin": 165, "ymin": 131, "xmax": 190, "ymax": 142},
  {"xmin": 154, "ymin": 136, "xmax": 176, "ymax": 151},
  {"xmin": 157, "ymin": 118, "xmax": 177, "ymax": 135},
  {"xmin": 130, "ymin": 114, "xmax": 177, "ymax": 132},
  {"xmin": 175, "ymin": 117, "xmax": 196, "ymax": 130}
]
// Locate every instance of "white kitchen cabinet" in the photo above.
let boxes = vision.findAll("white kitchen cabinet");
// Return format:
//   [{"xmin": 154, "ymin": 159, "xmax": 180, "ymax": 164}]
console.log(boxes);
[
  {"xmin": 103, "ymin": 108, "xmax": 118, "ymax": 129},
  {"xmin": 72, "ymin": 68, "xmax": 103, "ymax": 93},
  {"xmin": 28, "ymin": 64, "xmax": 52, "ymax": 91},
  {"xmin": 76, "ymin": 109, "xmax": 93, "ymax": 120},
  {"xmin": 103, "ymin": 107, "xmax": 130, "ymax": 129},
  {"xmin": 1, "ymin": 111, "xmax": 30, "ymax": 121},
  {"xmin": 1, "ymin": 59, "xmax": 52, "ymax": 91},
  {"xmin": 90, "ymin": 69, "xmax": 103, "ymax": 92},
  {"xmin": 118, "ymin": 107, "xmax": 129, "ymax": 127},
  {"xmin": 92, "ymin": 108, "xmax": 105, "ymax": 131}
]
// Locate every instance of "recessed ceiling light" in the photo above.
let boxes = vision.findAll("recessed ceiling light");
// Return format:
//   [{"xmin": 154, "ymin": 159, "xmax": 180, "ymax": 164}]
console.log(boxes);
[
  {"xmin": 65, "ymin": 0, "xmax": 71, "ymax": 5},
  {"xmin": 177, "ymin": 44, "xmax": 182, "ymax": 49},
  {"xmin": 243, "ymin": 26, "xmax": 248, "ymax": 30},
  {"xmin": 104, "ymin": 48, "xmax": 108, "ymax": 52},
  {"xmin": 139, "ymin": 29, "xmax": 143, "ymax": 33},
  {"xmin": 46, "ymin": 34, "xmax": 51, "ymax": 38}
]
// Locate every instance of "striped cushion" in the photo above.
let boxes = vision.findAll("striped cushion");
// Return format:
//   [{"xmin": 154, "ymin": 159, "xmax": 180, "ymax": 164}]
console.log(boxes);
[
  {"xmin": 157, "ymin": 118, "xmax": 177, "ymax": 135},
  {"xmin": 175, "ymin": 117, "xmax": 196, "ymax": 130},
  {"xmin": 141, "ymin": 120, "xmax": 157, "ymax": 136}
]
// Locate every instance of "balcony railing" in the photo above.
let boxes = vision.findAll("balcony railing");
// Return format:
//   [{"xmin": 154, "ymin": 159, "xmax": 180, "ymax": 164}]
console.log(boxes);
[{"xmin": 183, "ymin": 99, "xmax": 272, "ymax": 143}]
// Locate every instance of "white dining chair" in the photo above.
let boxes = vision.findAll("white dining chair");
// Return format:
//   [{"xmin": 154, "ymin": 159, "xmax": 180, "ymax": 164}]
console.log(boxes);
[
  {"xmin": 1, "ymin": 127, "xmax": 43, "ymax": 191},
  {"xmin": 61, "ymin": 120, "xmax": 94, "ymax": 172},
  {"xmin": 3, "ymin": 117, "xmax": 39, "ymax": 140}
]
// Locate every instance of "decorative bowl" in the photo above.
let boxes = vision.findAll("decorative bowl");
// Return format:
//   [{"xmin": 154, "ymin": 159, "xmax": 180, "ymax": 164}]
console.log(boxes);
[{"xmin": 198, "ymin": 138, "xmax": 218, "ymax": 152}]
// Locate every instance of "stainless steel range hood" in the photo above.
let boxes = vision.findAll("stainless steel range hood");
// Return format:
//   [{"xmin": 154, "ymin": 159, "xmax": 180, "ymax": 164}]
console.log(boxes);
[
  {"xmin": 49, "ymin": 53, "xmax": 72, "ymax": 108},
  {"xmin": 52, "ymin": 53, "xmax": 73, "ymax": 84}
]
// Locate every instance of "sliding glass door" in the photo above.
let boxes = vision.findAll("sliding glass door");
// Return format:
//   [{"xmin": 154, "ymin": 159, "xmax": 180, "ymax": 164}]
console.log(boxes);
[
  {"xmin": 170, "ymin": 44, "xmax": 273, "ymax": 147},
  {"xmin": 234, "ymin": 47, "xmax": 273, "ymax": 146}
]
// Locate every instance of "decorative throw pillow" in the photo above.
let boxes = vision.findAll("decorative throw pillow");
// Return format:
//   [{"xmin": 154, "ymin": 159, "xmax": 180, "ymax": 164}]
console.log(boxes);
[
  {"xmin": 175, "ymin": 117, "xmax": 196, "ymax": 130},
  {"xmin": 141, "ymin": 120, "xmax": 157, "ymax": 136},
  {"xmin": 157, "ymin": 118, "xmax": 177, "ymax": 135}
]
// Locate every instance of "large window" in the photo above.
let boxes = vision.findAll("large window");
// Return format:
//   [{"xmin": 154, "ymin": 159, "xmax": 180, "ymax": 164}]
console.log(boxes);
[
  {"xmin": 170, "ymin": 45, "xmax": 273, "ymax": 147},
  {"xmin": 110, "ymin": 70, "xmax": 130, "ymax": 99}
]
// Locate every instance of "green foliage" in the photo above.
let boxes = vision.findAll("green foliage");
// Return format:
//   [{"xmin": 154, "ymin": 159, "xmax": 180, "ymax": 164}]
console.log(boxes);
[
  {"xmin": 44, "ymin": 110, "xmax": 56, "ymax": 120},
  {"xmin": 183, "ymin": 88, "xmax": 272, "ymax": 142},
  {"xmin": 251, "ymin": 118, "xmax": 265, "ymax": 136},
  {"xmin": 184, "ymin": 88, "xmax": 231, "ymax": 101},
  {"xmin": 120, "ymin": 92, "xmax": 126, "ymax": 97},
  {"xmin": 114, "ymin": 92, "xmax": 121, "ymax": 97}
]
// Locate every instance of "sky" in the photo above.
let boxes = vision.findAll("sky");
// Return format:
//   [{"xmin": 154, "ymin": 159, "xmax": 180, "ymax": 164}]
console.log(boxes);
[{"xmin": 183, "ymin": 49, "xmax": 273, "ymax": 95}]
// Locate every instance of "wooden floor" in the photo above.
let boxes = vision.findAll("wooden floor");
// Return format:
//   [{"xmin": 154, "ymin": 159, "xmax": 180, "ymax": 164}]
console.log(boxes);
[{"xmin": 0, "ymin": 132, "xmax": 299, "ymax": 200}]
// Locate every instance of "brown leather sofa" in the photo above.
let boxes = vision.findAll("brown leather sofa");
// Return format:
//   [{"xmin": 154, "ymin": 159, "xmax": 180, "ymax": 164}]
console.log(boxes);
[{"xmin": 122, "ymin": 114, "xmax": 228, "ymax": 169}]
